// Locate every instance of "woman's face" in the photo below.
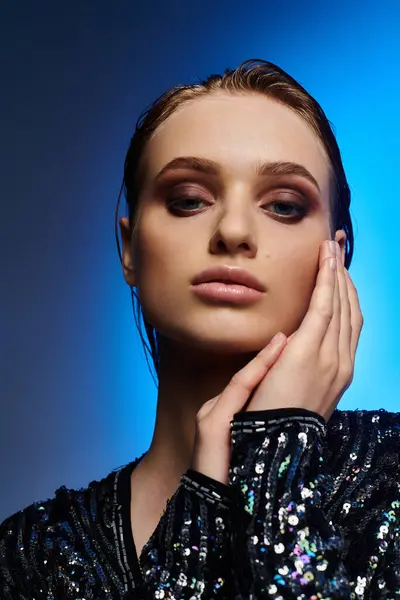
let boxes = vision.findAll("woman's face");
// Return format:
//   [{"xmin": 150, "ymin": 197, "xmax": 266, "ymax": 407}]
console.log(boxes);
[{"xmin": 121, "ymin": 93, "xmax": 345, "ymax": 355}]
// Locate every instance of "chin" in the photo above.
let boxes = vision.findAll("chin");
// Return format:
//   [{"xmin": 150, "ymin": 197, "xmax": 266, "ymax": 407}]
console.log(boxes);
[
  {"xmin": 194, "ymin": 337, "xmax": 266, "ymax": 356},
  {"xmin": 161, "ymin": 324, "xmax": 276, "ymax": 357},
  {"xmin": 150, "ymin": 306, "xmax": 296, "ymax": 357}
]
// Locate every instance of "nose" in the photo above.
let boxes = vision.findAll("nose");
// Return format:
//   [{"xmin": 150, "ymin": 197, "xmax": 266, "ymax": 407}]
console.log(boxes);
[{"xmin": 209, "ymin": 200, "xmax": 257, "ymax": 258}]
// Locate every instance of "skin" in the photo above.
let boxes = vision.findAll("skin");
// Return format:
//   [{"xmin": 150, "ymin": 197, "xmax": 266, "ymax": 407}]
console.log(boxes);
[{"xmin": 119, "ymin": 92, "xmax": 348, "ymax": 557}]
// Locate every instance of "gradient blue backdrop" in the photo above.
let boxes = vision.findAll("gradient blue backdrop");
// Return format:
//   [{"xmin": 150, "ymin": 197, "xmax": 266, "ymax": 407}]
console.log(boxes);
[{"xmin": 1, "ymin": 0, "xmax": 399, "ymax": 521}]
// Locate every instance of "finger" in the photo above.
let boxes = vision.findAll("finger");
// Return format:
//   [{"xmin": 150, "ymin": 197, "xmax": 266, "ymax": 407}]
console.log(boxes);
[
  {"xmin": 291, "ymin": 255, "xmax": 336, "ymax": 352},
  {"xmin": 320, "ymin": 247, "xmax": 341, "ymax": 359},
  {"xmin": 336, "ymin": 248, "xmax": 352, "ymax": 363},
  {"xmin": 197, "ymin": 396, "xmax": 219, "ymax": 420},
  {"xmin": 344, "ymin": 268, "xmax": 364, "ymax": 360},
  {"xmin": 211, "ymin": 333, "xmax": 287, "ymax": 420},
  {"xmin": 319, "ymin": 239, "xmax": 334, "ymax": 268},
  {"xmin": 286, "ymin": 240, "xmax": 332, "ymax": 346}
]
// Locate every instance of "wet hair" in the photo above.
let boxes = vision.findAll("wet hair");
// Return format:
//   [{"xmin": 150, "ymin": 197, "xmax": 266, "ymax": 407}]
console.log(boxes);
[{"xmin": 115, "ymin": 59, "xmax": 354, "ymax": 385}]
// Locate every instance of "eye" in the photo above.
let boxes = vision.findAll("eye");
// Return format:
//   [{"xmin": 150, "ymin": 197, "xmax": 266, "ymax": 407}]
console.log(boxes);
[
  {"xmin": 167, "ymin": 196, "xmax": 309, "ymax": 220},
  {"xmin": 263, "ymin": 200, "xmax": 308, "ymax": 221},
  {"xmin": 167, "ymin": 196, "xmax": 209, "ymax": 214}
]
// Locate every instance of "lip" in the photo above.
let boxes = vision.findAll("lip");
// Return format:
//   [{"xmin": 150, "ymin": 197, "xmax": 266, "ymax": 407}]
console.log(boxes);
[
  {"xmin": 191, "ymin": 266, "xmax": 266, "ymax": 292},
  {"xmin": 191, "ymin": 282, "xmax": 265, "ymax": 304}
]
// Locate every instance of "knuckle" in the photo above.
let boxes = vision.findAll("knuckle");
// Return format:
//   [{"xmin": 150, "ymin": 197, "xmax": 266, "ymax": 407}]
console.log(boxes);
[
  {"xmin": 229, "ymin": 374, "xmax": 252, "ymax": 395},
  {"xmin": 291, "ymin": 347, "xmax": 312, "ymax": 366},
  {"xmin": 196, "ymin": 398, "xmax": 215, "ymax": 420},
  {"xmin": 320, "ymin": 352, "xmax": 339, "ymax": 377},
  {"xmin": 338, "ymin": 361, "xmax": 354, "ymax": 383},
  {"xmin": 196, "ymin": 406, "xmax": 207, "ymax": 421},
  {"xmin": 319, "ymin": 306, "xmax": 334, "ymax": 322},
  {"xmin": 197, "ymin": 417, "xmax": 226, "ymax": 443},
  {"xmin": 195, "ymin": 413, "xmax": 213, "ymax": 435},
  {"xmin": 315, "ymin": 297, "xmax": 334, "ymax": 322}
]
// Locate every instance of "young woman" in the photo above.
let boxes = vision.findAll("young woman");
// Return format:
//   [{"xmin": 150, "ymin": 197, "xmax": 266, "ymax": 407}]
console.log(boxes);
[{"xmin": 1, "ymin": 59, "xmax": 399, "ymax": 600}]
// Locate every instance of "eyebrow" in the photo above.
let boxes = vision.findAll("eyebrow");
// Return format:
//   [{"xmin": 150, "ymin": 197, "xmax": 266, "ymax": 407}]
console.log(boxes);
[{"xmin": 153, "ymin": 156, "xmax": 321, "ymax": 193}]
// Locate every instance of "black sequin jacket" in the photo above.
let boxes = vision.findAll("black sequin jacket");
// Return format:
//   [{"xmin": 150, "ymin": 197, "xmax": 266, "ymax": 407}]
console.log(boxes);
[{"xmin": 1, "ymin": 407, "xmax": 400, "ymax": 599}]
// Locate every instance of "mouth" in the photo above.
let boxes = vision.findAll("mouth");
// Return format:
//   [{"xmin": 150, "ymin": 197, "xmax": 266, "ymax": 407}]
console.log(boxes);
[
  {"xmin": 191, "ymin": 280, "xmax": 266, "ymax": 304},
  {"xmin": 208, "ymin": 279, "xmax": 248, "ymax": 286},
  {"xmin": 191, "ymin": 266, "xmax": 266, "ymax": 293}
]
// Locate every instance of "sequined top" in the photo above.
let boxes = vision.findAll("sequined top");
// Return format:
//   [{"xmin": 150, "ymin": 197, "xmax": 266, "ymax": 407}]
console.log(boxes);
[{"xmin": 1, "ymin": 407, "xmax": 400, "ymax": 599}]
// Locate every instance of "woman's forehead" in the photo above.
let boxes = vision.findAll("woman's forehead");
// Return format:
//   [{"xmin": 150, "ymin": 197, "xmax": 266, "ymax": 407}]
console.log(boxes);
[{"xmin": 143, "ymin": 93, "xmax": 331, "ymax": 197}]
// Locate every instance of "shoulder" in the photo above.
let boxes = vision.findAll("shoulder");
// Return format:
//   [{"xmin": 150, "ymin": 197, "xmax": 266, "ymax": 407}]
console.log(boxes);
[
  {"xmin": 0, "ymin": 462, "xmax": 131, "ymax": 598},
  {"xmin": 1, "ymin": 462, "xmax": 122, "ymax": 535},
  {"xmin": 329, "ymin": 407, "xmax": 400, "ymax": 440},
  {"xmin": 327, "ymin": 408, "xmax": 400, "ymax": 470}
]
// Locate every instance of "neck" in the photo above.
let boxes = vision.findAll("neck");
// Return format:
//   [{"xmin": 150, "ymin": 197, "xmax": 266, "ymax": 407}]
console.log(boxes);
[{"xmin": 137, "ymin": 335, "xmax": 256, "ymax": 497}]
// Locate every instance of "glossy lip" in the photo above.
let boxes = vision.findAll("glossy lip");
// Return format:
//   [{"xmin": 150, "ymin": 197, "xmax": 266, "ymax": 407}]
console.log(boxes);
[
  {"xmin": 191, "ymin": 282, "xmax": 265, "ymax": 305},
  {"xmin": 191, "ymin": 266, "xmax": 266, "ymax": 292}
]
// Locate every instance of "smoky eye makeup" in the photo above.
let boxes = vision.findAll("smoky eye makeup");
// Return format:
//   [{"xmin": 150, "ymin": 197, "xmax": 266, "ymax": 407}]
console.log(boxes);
[
  {"xmin": 152, "ymin": 173, "xmax": 219, "ymax": 201},
  {"xmin": 151, "ymin": 168, "xmax": 323, "ymax": 212},
  {"xmin": 168, "ymin": 182, "xmax": 213, "ymax": 199}
]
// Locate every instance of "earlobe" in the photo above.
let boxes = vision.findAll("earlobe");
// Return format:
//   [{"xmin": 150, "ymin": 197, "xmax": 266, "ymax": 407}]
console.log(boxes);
[{"xmin": 119, "ymin": 217, "xmax": 137, "ymax": 287}]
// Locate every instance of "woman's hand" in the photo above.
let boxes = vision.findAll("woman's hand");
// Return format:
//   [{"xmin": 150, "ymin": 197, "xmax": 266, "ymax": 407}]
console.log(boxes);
[
  {"xmin": 190, "ymin": 239, "xmax": 363, "ymax": 484},
  {"xmin": 190, "ymin": 333, "xmax": 288, "ymax": 485},
  {"xmin": 246, "ymin": 239, "xmax": 363, "ymax": 421}
]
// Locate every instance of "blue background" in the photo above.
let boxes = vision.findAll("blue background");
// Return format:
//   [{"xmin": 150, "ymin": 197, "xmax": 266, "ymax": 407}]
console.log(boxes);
[{"xmin": 1, "ymin": 0, "xmax": 399, "ymax": 521}]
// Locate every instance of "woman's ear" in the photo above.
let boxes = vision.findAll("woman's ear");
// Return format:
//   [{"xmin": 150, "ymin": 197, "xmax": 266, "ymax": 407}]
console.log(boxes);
[
  {"xmin": 119, "ymin": 217, "xmax": 137, "ymax": 287},
  {"xmin": 334, "ymin": 230, "xmax": 347, "ymax": 265}
]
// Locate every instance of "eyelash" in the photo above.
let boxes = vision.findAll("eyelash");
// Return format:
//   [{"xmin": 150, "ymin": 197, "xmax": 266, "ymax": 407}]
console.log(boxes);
[{"xmin": 167, "ymin": 196, "xmax": 308, "ymax": 221}]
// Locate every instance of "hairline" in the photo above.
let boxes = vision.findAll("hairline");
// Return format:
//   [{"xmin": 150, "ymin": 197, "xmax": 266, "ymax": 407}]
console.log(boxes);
[{"xmin": 132, "ymin": 89, "xmax": 337, "ymax": 233}]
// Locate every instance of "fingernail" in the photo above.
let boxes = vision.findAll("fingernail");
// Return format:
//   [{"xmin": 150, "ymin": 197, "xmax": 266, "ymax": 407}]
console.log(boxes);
[
  {"xmin": 330, "ymin": 258, "xmax": 337, "ymax": 270},
  {"xmin": 330, "ymin": 241, "xmax": 336, "ymax": 256},
  {"xmin": 271, "ymin": 332, "xmax": 285, "ymax": 345}
]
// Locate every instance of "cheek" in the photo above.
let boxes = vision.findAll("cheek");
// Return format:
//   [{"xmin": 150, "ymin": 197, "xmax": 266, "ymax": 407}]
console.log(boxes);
[
  {"xmin": 134, "ymin": 206, "xmax": 202, "ymax": 284},
  {"xmin": 268, "ymin": 249, "xmax": 319, "ymax": 330},
  {"xmin": 132, "ymin": 218, "xmax": 191, "ymax": 329},
  {"xmin": 134, "ymin": 220, "xmax": 188, "ymax": 281}
]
